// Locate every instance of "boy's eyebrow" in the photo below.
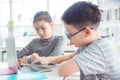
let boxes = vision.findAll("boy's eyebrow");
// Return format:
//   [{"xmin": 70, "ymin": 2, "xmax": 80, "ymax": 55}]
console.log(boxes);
[{"xmin": 36, "ymin": 25, "xmax": 44, "ymax": 28}]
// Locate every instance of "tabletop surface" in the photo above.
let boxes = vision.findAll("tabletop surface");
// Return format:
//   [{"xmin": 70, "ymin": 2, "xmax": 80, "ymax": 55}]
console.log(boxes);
[{"xmin": 0, "ymin": 62, "xmax": 64, "ymax": 80}]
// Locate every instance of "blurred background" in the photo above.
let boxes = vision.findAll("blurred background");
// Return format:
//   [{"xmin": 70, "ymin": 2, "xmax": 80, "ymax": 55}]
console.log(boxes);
[{"xmin": 0, "ymin": 0, "xmax": 120, "ymax": 61}]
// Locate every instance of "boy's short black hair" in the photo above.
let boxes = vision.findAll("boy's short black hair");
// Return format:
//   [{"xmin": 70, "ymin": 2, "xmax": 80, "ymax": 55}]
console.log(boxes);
[
  {"xmin": 62, "ymin": 1, "xmax": 101, "ymax": 29},
  {"xmin": 33, "ymin": 11, "xmax": 52, "ymax": 23}
]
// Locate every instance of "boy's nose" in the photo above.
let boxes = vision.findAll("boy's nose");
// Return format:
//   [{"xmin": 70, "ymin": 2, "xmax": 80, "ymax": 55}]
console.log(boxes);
[{"xmin": 38, "ymin": 30, "xmax": 44, "ymax": 36}]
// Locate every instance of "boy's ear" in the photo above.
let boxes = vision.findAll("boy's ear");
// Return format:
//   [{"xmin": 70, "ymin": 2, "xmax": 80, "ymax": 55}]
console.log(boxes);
[
  {"xmin": 85, "ymin": 27, "xmax": 92, "ymax": 37},
  {"xmin": 50, "ymin": 21, "xmax": 54, "ymax": 29}
]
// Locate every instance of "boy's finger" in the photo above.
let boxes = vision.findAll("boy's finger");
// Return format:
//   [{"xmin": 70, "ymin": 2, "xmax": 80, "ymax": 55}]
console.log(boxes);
[
  {"xmin": 30, "ymin": 55, "xmax": 35, "ymax": 60},
  {"xmin": 30, "ymin": 60, "xmax": 38, "ymax": 68},
  {"xmin": 18, "ymin": 59, "xmax": 23, "ymax": 68}
]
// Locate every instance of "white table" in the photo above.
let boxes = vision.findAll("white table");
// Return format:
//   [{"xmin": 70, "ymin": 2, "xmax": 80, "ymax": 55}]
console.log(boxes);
[
  {"xmin": 0, "ymin": 62, "xmax": 64, "ymax": 80},
  {"xmin": 45, "ymin": 65, "xmax": 64, "ymax": 80}
]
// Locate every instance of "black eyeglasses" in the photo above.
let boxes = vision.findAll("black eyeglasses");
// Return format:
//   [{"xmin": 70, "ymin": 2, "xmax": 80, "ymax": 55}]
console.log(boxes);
[{"xmin": 65, "ymin": 28, "xmax": 85, "ymax": 39}]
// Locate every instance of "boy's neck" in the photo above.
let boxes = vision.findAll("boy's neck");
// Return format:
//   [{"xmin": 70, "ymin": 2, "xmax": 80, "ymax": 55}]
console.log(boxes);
[
  {"xmin": 86, "ymin": 33, "xmax": 101, "ymax": 46},
  {"xmin": 42, "ymin": 35, "xmax": 54, "ymax": 40}
]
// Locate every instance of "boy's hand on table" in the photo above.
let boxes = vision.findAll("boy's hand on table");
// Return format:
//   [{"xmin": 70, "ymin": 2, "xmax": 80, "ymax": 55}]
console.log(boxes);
[
  {"xmin": 30, "ymin": 53, "xmax": 50, "ymax": 67},
  {"xmin": 21, "ymin": 56, "xmax": 28, "ymax": 63},
  {"xmin": 18, "ymin": 56, "xmax": 28, "ymax": 68},
  {"xmin": 18, "ymin": 58, "xmax": 23, "ymax": 68}
]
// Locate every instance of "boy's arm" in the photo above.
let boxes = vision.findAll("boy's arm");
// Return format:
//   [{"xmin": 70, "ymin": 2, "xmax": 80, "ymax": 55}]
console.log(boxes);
[
  {"xmin": 30, "ymin": 52, "xmax": 79, "ymax": 77},
  {"xmin": 49, "ymin": 52, "xmax": 75, "ymax": 64},
  {"xmin": 17, "ymin": 40, "xmax": 35, "ymax": 67},
  {"xmin": 17, "ymin": 41, "xmax": 34, "ymax": 59},
  {"xmin": 59, "ymin": 59, "xmax": 80, "ymax": 77},
  {"xmin": 30, "ymin": 52, "xmax": 75, "ymax": 66}
]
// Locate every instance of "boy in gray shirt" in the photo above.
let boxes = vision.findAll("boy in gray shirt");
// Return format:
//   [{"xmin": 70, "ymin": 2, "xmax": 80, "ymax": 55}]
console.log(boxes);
[
  {"xmin": 17, "ymin": 11, "xmax": 66, "ymax": 65},
  {"xmin": 29, "ymin": 1, "xmax": 120, "ymax": 80}
]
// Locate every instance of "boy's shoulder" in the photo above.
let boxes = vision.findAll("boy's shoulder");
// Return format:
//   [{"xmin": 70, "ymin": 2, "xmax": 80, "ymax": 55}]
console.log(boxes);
[
  {"xmin": 88, "ymin": 36, "xmax": 113, "ymax": 50},
  {"xmin": 93, "ymin": 36, "xmax": 113, "ymax": 45}
]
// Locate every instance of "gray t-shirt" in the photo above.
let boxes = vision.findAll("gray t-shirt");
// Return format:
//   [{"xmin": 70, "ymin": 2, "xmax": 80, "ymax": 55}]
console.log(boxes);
[
  {"xmin": 74, "ymin": 37, "xmax": 120, "ymax": 80},
  {"xmin": 17, "ymin": 35, "xmax": 67, "ymax": 58}
]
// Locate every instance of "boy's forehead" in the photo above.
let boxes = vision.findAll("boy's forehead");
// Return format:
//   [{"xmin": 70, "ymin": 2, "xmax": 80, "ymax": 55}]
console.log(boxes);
[
  {"xmin": 34, "ymin": 20, "xmax": 48, "ymax": 24},
  {"xmin": 34, "ymin": 21, "xmax": 49, "ymax": 27}
]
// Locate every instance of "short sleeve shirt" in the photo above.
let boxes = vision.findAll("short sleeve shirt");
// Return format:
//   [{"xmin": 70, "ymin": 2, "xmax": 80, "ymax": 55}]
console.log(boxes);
[{"xmin": 74, "ymin": 37, "xmax": 120, "ymax": 80}]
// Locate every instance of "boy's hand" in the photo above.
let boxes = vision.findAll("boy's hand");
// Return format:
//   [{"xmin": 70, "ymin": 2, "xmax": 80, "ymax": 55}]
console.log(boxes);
[
  {"xmin": 18, "ymin": 56, "xmax": 28, "ymax": 68},
  {"xmin": 18, "ymin": 59, "xmax": 23, "ymax": 68},
  {"xmin": 30, "ymin": 53, "xmax": 41, "ymax": 67},
  {"xmin": 30, "ymin": 53, "xmax": 50, "ymax": 67},
  {"xmin": 21, "ymin": 56, "xmax": 28, "ymax": 63}
]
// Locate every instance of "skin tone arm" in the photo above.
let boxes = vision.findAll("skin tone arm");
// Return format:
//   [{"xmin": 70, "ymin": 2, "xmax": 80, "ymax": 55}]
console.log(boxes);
[
  {"xmin": 30, "ymin": 53, "xmax": 75, "ymax": 65},
  {"xmin": 59, "ymin": 59, "xmax": 80, "ymax": 77},
  {"xmin": 30, "ymin": 52, "xmax": 80, "ymax": 77}
]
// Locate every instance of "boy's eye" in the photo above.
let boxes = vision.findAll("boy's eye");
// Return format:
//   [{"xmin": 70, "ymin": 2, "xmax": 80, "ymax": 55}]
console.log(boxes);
[
  {"xmin": 35, "ymin": 28, "xmax": 45, "ymax": 32},
  {"xmin": 35, "ymin": 28, "xmax": 39, "ymax": 31},
  {"xmin": 41, "ymin": 27, "xmax": 45, "ymax": 30}
]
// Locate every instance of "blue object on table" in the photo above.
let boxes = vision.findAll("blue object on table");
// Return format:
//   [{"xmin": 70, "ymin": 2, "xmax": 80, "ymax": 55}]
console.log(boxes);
[{"xmin": 0, "ymin": 72, "xmax": 48, "ymax": 80}]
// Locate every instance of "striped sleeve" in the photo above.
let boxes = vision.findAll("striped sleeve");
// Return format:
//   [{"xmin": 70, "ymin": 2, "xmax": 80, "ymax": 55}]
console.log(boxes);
[{"xmin": 73, "ymin": 43, "xmax": 105, "ymax": 75}]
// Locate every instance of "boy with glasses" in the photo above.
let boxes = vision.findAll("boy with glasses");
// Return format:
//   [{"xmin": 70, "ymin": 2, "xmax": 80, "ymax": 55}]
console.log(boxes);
[{"xmin": 30, "ymin": 1, "xmax": 120, "ymax": 80}]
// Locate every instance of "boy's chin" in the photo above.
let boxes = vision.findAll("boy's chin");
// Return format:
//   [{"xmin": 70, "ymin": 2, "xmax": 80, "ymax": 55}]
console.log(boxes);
[
  {"xmin": 40, "ymin": 36, "xmax": 47, "ymax": 39},
  {"xmin": 75, "ymin": 44, "xmax": 82, "ymax": 48}
]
